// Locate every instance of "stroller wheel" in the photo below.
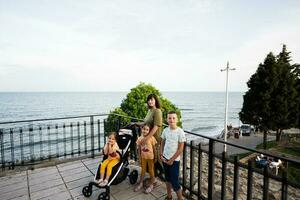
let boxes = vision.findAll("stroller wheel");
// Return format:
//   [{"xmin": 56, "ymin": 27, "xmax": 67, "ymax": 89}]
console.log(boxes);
[
  {"xmin": 82, "ymin": 185, "xmax": 92, "ymax": 197},
  {"xmin": 129, "ymin": 170, "xmax": 138, "ymax": 184},
  {"xmin": 98, "ymin": 191, "xmax": 109, "ymax": 200}
]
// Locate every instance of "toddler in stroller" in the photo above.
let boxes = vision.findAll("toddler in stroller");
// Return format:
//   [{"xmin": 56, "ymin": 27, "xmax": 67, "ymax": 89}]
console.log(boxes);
[{"xmin": 82, "ymin": 126, "xmax": 139, "ymax": 200}]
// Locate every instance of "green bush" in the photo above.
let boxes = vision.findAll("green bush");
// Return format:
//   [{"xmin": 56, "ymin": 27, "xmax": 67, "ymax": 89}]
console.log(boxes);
[{"xmin": 105, "ymin": 82, "xmax": 181, "ymax": 133}]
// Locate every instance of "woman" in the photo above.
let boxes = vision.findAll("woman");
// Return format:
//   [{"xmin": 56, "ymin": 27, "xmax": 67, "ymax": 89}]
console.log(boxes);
[{"xmin": 140, "ymin": 93, "xmax": 164, "ymax": 180}]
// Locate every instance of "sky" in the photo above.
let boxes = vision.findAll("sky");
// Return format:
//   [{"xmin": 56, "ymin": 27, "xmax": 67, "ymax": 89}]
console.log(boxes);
[{"xmin": 1, "ymin": 0, "xmax": 300, "ymax": 92}]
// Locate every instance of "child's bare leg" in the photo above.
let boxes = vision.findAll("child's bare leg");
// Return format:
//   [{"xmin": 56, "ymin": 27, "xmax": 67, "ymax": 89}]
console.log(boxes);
[
  {"xmin": 165, "ymin": 181, "xmax": 172, "ymax": 198},
  {"xmin": 175, "ymin": 188, "xmax": 183, "ymax": 200}
]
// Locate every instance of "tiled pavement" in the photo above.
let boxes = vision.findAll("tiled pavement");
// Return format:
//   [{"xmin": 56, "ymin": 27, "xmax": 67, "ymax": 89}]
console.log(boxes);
[{"xmin": 0, "ymin": 157, "xmax": 171, "ymax": 200}]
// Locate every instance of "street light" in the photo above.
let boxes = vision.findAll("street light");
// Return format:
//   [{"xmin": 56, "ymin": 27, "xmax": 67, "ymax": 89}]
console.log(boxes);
[{"xmin": 221, "ymin": 61, "xmax": 236, "ymax": 152}]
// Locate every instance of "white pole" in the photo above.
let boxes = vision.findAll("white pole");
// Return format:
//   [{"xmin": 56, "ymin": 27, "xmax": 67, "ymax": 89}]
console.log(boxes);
[{"xmin": 221, "ymin": 62, "xmax": 235, "ymax": 153}]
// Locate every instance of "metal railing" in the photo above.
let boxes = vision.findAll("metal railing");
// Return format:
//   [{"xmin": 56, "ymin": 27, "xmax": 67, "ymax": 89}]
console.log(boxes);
[
  {"xmin": 180, "ymin": 131, "xmax": 300, "ymax": 200},
  {"xmin": 1, "ymin": 114, "xmax": 300, "ymax": 199},
  {"xmin": 0, "ymin": 113, "xmax": 139, "ymax": 169}
]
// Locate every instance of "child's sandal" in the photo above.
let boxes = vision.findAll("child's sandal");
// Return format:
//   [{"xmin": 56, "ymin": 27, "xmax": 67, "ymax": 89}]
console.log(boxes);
[
  {"xmin": 144, "ymin": 184, "xmax": 154, "ymax": 194},
  {"xmin": 164, "ymin": 195, "xmax": 172, "ymax": 200}
]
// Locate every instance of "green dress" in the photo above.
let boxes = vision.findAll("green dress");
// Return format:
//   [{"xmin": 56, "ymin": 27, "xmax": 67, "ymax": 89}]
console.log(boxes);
[{"xmin": 144, "ymin": 108, "xmax": 163, "ymax": 142}]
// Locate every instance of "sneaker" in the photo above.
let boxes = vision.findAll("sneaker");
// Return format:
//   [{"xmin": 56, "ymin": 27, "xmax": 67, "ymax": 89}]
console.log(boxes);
[
  {"xmin": 144, "ymin": 184, "xmax": 153, "ymax": 194},
  {"xmin": 134, "ymin": 183, "xmax": 143, "ymax": 192}
]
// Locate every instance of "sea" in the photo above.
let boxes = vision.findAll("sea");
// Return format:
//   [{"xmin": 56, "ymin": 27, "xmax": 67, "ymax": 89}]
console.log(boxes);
[{"xmin": 0, "ymin": 92, "xmax": 244, "ymax": 139}]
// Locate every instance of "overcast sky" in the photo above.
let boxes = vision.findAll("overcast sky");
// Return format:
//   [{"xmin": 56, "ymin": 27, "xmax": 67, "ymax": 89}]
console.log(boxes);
[{"xmin": 1, "ymin": 0, "xmax": 300, "ymax": 92}]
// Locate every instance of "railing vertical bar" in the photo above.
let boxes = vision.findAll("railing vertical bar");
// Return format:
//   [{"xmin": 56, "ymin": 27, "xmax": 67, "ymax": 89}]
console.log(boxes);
[
  {"xmin": 29, "ymin": 125, "xmax": 34, "ymax": 162},
  {"xmin": 103, "ymin": 119, "xmax": 107, "ymax": 145},
  {"xmin": 63, "ymin": 124, "xmax": 66, "ymax": 156},
  {"xmin": 233, "ymin": 156, "xmax": 239, "ymax": 200},
  {"xmin": 247, "ymin": 160, "xmax": 253, "ymax": 200},
  {"xmin": 281, "ymin": 163, "xmax": 288, "ymax": 200},
  {"xmin": 19, "ymin": 128, "xmax": 24, "ymax": 165},
  {"xmin": 70, "ymin": 122, "xmax": 74, "ymax": 156},
  {"xmin": 189, "ymin": 141, "xmax": 195, "ymax": 199},
  {"xmin": 47, "ymin": 126, "xmax": 51, "ymax": 159},
  {"xmin": 90, "ymin": 116, "xmax": 95, "ymax": 158},
  {"xmin": 97, "ymin": 119, "xmax": 101, "ymax": 152},
  {"xmin": 55, "ymin": 125, "xmax": 59, "ymax": 157},
  {"xmin": 84, "ymin": 121, "xmax": 87, "ymax": 154},
  {"xmin": 10, "ymin": 129, "xmax": 15, "ymax": 168},
  {"xmin": 182, "ymin": 142, "xmax": 187, "ymax": 191},
  {"xmin": 0, "ymin": 129, "xmax": 4, "ymax": 170},
  {"xmin": 197, "ymin": 143, "xmax": 202, "ymax": 199},
  {"xmin": 39, "ymin": 127, "xmax": 42, "ymax": 161},
  {"xmin": 77, "ymin": 122, "xmax": 80, "ymax": 155},
  {"xmin": 221, "ymin": 152, "xmax": 227, "ymax": 200},
  {"xmin": 208, "ymin": 140, "xmax": 215, "ymax": 200},
  {"xmin": 263, "ymin": 166, "xmax": 269, "ymax": 200}
]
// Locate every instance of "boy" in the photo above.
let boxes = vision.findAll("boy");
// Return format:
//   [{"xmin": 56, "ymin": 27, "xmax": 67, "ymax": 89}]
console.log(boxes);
[{"xmin": 160, "ymin": 111, "xmax": 186, "ymax": 200}]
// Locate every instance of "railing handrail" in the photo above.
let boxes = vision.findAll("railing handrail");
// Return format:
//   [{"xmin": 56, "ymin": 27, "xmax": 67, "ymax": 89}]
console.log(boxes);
[
  {"xmin": 1, "ymin": 113, "xmax": 299, "ymax": 165},
  {"xmin": 0, "ymin": 113, "xmax": 144, "ymax": 125},
  {"xmin": 184, "ymin": 130, "xmax": 300, "ymax": 165}
]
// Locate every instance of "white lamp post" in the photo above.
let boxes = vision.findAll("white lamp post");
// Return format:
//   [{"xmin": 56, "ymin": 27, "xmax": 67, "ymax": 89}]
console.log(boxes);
[{"xmin": 221, "ymin": 61, "xmax": 236, "ymax": 152}]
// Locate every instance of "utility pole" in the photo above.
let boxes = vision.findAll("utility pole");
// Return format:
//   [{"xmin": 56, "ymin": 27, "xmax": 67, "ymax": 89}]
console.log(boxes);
[{"xmin": 221, "ymin": 61, "xmax": 236, "ymax": 152}]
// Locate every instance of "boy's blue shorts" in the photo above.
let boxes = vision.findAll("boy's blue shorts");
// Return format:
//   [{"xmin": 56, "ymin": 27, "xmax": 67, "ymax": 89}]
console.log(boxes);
[{"xmin": 163, "ymin": 161, "xmax": 181, "ymax": 191}]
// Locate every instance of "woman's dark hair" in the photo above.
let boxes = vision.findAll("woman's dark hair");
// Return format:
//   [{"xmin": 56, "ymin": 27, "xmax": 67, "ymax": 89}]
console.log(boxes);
[{"xmin": 146, "ymin": 93, "xmax": 161, "ymax": 109}]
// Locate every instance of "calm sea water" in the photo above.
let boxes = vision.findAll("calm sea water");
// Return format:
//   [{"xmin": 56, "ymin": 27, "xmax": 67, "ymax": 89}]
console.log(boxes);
[{"xmin": 0, "ymin": 92, "xmax": 244, "ymax": 138}]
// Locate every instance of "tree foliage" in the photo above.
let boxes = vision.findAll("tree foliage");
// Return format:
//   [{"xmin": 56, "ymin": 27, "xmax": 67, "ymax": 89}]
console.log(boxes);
[
  {"xmin": 105, "ymin": 82, "xmax": 181, "ymax": 132},
  {"xmin": 239, "ymin": 45, "xmax": 299, "ymax": 141}
]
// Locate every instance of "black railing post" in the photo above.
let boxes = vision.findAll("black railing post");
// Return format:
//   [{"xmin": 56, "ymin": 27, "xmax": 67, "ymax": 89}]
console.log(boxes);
[
  {"xmin": 233, "ymin": 156, "xmax": 239, "ymax": 200},
  {"xmin": 0, "ymin": 129, "xmax": 4, "ymax": 170},
  {"xmin": 77, "ymin": 122, "xmax": 80, "ymax": 155},
  {"xmin": 55, "ymin": 125, "xmax": 59, "ymax": 157},
  {"xmin": 97, "ymin": 119, "xmax": 101, "ymax": 152},
  {"xmin": 10, "ymin": 129, "xmax": 15, "ymax": 169},
  {"xmin": 29, "ymin": 125, "xmax": 34, "ymax": 162},
  {"xmin": 84, "ymin": 121, "xmax": 87, "ymax": 154},
  {"xmin": 70, "ymin": 122, "xmax": 74, "ymax": 156},
  {"xmin": 63, "ymin": 124, "xmax": 66, "ymax": 156},
  {"xmin": 198, "ymin": 143, "xmax": 202, "ymax": 199},
  {"xmin": 103, "ymin": 119, "xmax": 107, "ymax": 144},
  {"xmin": 281, "ymin": 163, "xmax": 288, "ymax": 200},
  {"xmin": 263, "ymin": 166, "xmax": 269, "ymax": 200},
  {"xmin": 189, "ymin": 141, "xmax": 195, "ymax": 199},
  {"xmin": 47, "ymin": 126, "xmax": 51, "ymax": 159},
  {"xmin": 208, "ymin": 140, "xmax": 215, "ymax": 200},
  {"xmin": 247, "ymin": 160, "xmax": 253, "ymax": 200},
  {"xmin": 90, "ymin": 116, "xmax": 95, "ymax": 158},
  {"xmin": 39, "ymin": 127, "xmax": 42, "ymax": 160},
  {"xmin": 19, "ymin": 128, "xmax": 24, "ymax": 165},
  {"xmin": 182, "ymin": 142, "xmax": 187, "ymax": 191},
  {"xmin": 221, "ymin": 151, "xmax": 227, "ymax": 200}
]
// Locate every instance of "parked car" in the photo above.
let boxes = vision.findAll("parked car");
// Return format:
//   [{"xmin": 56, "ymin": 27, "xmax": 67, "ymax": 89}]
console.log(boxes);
[{"xmin": 240, "ymin": 124, "xmax": 254, "ymax": 136}]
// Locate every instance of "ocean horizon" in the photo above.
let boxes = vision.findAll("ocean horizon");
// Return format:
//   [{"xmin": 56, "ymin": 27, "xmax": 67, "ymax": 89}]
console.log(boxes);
[{"xmin": 0, "ymin": 92, "xmax": 244, "ymax": 138}]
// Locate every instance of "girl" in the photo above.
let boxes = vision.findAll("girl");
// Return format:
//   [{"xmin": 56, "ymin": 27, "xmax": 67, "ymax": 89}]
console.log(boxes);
[
  {"xmin": 98, "ymin": 132, "xmax": 120, "ymax": 187},
  {"xmin": 134, "ymin": 123, "xmax": 157, "ymax": 193}
]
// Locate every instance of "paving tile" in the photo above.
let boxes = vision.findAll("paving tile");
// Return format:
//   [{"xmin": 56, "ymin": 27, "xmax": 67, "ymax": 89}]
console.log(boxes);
[
  {"xmin": 58, "ymin": 162, "xmax": 85, "ymax": 172},
  {"xmin": 59, "ymin": 166, "xmax": 89, "ymax": 177},
  {"xmin": 30, "ymin": 178, "xmax": 64, "ymax": 193},
  {"xmin": 11, "ymin": 195, "xmax": 30, "ymax": 200},
  {"xmin": 62, "ymin": 171, "xmax": 93, "ymax": 183},
  {"xmin": 82, "ymin": 157, "xmax": 102, "ymax": 166},
  {"xmin": 38, "ymin": 191, "xmax": 71, "ymax": 200},
  {"xmin": 150, "ymin": 183, "xmax": 167, "ymax": 198},
  {"xmin": 30, "ymin": 184, "xmax": 68, "ymax": 200},
  {"xmin": 66, "ymin": 175, "xmax": 94, "ymax": 190},
  {"xmin": 0, "ymin": 181, "xmax": 27, "ymax": 194},
  {"xmin": 29, "ymin": 173, "xmax": 61, "ymax": 186},
  {"xmin": 28, "ymin": 167, "xmax": 59, "ymax": 179},
  {"xmin": 0, "ymin": 171, "xmax": 27, "ymax": 181},
  {"xmin": 27, "ymin": 166, "xmax": 57, "ymax": 175},
  {"xmin": 57, "ymin": 160, "xmax": 83, "ymax": 168},
  {"xmin": 0, "ymin": 175, "xmax": 27, "ymax": 188},
  {"xmin": 1, "ymin": 187, "xmax": 28, "ymax": 200}
]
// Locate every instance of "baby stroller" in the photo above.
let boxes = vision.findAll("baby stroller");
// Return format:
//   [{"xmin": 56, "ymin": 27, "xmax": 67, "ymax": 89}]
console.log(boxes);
[{"xmin": 82, "ymin": 124, "xmax": 139, "ymax": 200}]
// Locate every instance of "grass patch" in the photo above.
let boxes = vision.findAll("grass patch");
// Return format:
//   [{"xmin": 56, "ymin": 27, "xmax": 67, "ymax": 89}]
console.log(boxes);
[{"xmin": 256, "ymin": 140, "xmax": 278, "ymax": 149}]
